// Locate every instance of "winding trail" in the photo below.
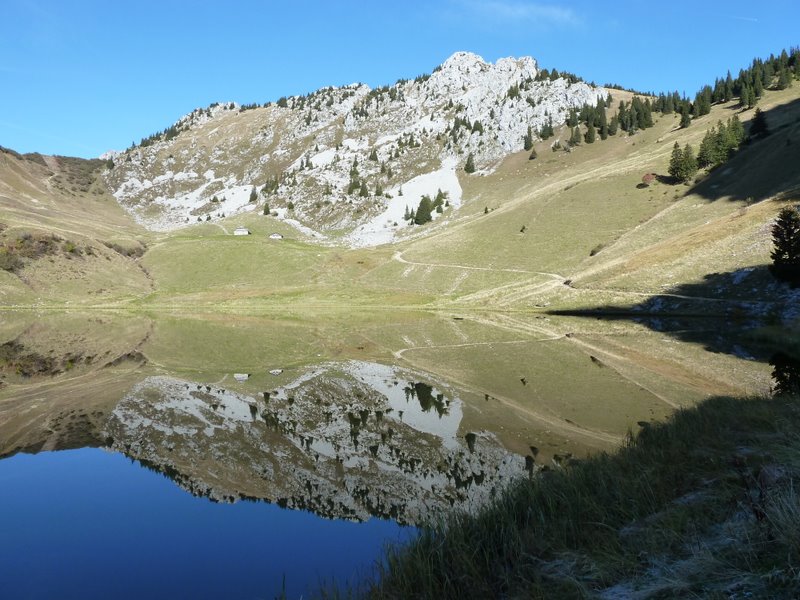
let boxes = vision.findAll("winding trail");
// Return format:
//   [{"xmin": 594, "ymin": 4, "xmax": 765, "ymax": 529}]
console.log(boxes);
[{"xmin": 392, "ymin": 250, "xmax": 564, "ymax": 279}]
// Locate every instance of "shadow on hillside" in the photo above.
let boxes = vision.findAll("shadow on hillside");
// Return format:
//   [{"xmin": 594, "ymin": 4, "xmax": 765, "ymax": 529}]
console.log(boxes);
[
  {"xmin": 550, "ymin": 265, "xmax": 800, "ymax": 389},
  {"xmin": 686, "ymin": 98, "xmax": 800, "ymax": 203}
]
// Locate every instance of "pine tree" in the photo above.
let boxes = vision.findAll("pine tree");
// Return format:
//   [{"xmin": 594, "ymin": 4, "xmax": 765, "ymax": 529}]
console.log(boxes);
[
  {"xmin": 740, "ymin": 85, "xmax": 752, "ymax": 109},
  {"xmin": 754, "ymin": 76, "xmax": 764, "ymax": 98},
  {"xmin": 697, "ymin": 129, "xmax": 717, "ymax": 169},
  {"xmin": 528, "ymin": 148, "xmax": 537, "ymax": 160},
  {"xmin": 598, "ymin": 109, "xmax": 608, "ymax": 140},
  {"xmin": 568, "ymin": 126, "xmax": 582, "ymax": 146},
  {"xmin": 750, "ymin": 108, "xmax": 769, "ymax": 137},
  {"xmin": 414, "ymin": 195, "xmax": 433, "ymax": 225},
  {"xmin": 523, "ymin": 126, "xmax": 533, "ymax": 151},
  {"xmin": 777, "ymin": 68, "xmax": 792, "ymax": 90},
  {"xmin": 359, "ymin": 182, "xmax": 369, "ymax": 197},
  {"xmin": 249, "ymin": 187, "xmax": 258, "ymax": 203},
  {"xmin": 679, "ymin": 108, "xmax": 692, "ymax": 129},
  {"xmin": 464, "ymin": 153, "xmax": 476, "ymax": 173},
  {"xmin": 680, "ymin": 144, "xmax": 698, "ymax": 182},
  {"xmin": 566, "ymin": 109, "xmax": 578, "ymax": 127},
  {"xmin": 668, "ymin": 142, "xmax": 685, "ymax": 181},
  {"xmin": 584, "ymin": 121, "xmax": 596, "ymax": 144},
  {"xmin": 540, "ymin": 117, "xmax": 554, "ymax": 139},
  {"xmin": 770, "ymin": 206, "xmax": 800, "ymax": 285},
  {"xmin": 608, "ymin": 115, "xmax": 619, "ymax": 136},
  {"xmin": 263, "ymin": 203, "xmax": 270, "ymax": 215}
]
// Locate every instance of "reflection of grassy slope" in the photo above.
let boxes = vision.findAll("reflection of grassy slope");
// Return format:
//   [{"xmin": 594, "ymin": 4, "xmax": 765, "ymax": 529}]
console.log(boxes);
[
  {"xmin": 372, "ymin": 392, "xmax": 800, "ymax": 599},
  {"xmin": 137, "ymin": 311, "xmax": 771, "ymax": 467},
  {"xmin": 0, "ymin": 313, "xmax": 152, "ymax": 457},
  {"xmin": 397, "ymin": 315, "xmax": 769, "ymax": 459}
]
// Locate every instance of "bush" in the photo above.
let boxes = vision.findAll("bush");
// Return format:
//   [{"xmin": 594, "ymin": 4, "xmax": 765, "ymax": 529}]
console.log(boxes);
[{"xmin": 0, "ymin": 247, "xmax": 22, "ymax": 271}]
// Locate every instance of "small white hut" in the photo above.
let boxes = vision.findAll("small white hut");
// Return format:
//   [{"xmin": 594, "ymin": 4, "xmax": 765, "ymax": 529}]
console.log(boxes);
[
  {"xmin": 269, "ymin": 233, "xmax": 284, "ymax": 240},
  {"xmin": 233, "ymin": 227, "xmax": 250, "ymax": 236}
]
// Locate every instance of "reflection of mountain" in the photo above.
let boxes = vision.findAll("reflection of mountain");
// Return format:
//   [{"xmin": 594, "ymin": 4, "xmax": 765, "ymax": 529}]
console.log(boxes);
[{"xmin": 104, "ymin": 361, "xmax": 526, "ymax": 525}]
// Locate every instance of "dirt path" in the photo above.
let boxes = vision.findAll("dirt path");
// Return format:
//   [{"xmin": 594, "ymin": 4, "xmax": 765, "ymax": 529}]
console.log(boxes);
[{"xmin": 392, "ymin": 251, "xmax": 564, "ymax": 279}]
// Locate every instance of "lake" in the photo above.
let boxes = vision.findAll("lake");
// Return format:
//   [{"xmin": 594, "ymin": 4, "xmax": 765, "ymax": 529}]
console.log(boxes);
[{"xmin": 0, "ymin": 311, "xmax": 775, "ymax": 598}]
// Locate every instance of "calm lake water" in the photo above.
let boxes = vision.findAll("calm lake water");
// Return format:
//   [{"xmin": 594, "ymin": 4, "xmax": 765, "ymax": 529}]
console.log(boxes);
[
  {"xmin": 0, "ymin": 449, "xmax": 411, "ymax": 599},
  {"xmin": 0, "ymin": 312, "xmax": 778, "ymax": 598}
]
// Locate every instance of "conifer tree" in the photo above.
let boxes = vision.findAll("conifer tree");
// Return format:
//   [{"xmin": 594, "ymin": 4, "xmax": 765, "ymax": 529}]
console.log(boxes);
[
  {"xmin": 569, "ymin": 126, "xmax": 582, "ymax": 146},
  {"xmin": 740, "ymin": 86, "xmax": 751, "ymax": 109},
  {"xmin": 669, "ymin": 142, "xmax": 683, "ymax": 179},
  {"xmin": 414, "ymin": 196, "xmax": 433, "ymax": 225},
  {"xmin": 584, "ymin": 121, "xmax": 596, "ymax": 143},
  {"xmin": 679, "ymin": 108, "xmax": 692, "ymax": 129},
  {"xmin": 669, "ymin": 142, "xmax": 698, "ymax": 182},
  {"xmin": 770, "ymin": 206, "xmax": 800, "ymax": 285},
  {"xmin": 598, "ymin": 109, "xmax": 608, "ymax": 140},
  {"xmin": 523, "ymin": 126, "xmax": 533, "ymax": 151},
  {"xmin": 697, "ymin": 129, "xmax": 717, "ymax": 169},
  {"xmin": 608, "ymin": 115, "xmax": 619, "ymax": 136},
  {"xmin": 681, "ymin": 144, "xmax": 698, "ymax": 182},
  {"xmin": 777, "ymin": 68, "xmax": 792, "ymax": 90},
  {"xmin": 750, "ymin": 108, "xmax": 769, "ymax": 137},
  {"xmin": 464, "ymin": 153, "xmax": 476, "ymax": 174}
]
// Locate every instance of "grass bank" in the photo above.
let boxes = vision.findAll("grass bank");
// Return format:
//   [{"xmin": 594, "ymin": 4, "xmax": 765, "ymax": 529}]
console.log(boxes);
[{"xmin": 368, "ymin": 392, "xmax": 800, "ymax": 599}]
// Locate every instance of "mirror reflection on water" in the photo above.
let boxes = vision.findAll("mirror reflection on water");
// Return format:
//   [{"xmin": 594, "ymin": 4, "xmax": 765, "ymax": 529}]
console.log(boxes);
[{"xmin": 0, "ymin": 311, "xmax": 783, "ymax": 598}]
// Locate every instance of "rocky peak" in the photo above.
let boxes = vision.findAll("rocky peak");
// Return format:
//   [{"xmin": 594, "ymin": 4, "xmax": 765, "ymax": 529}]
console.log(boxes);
[{"xmin": 104, "ymin": 51, "xmax": 604, "ymax": 244}]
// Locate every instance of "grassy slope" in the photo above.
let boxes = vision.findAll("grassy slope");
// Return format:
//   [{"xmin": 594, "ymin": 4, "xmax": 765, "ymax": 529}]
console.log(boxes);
[
  {"xmin": 369, "ymin": 393, "xmax": 800, "ymax": 599},
  {"xmin": 358, "ymin": 87, "xmax": 800, "ymax": 315},
  {"xmin": 3, "ymin": 87, "xmax": 798, "ymax": 317},
  {"xmin": 0, "ymin": 151, "xmax": 154, "ymax": 305}
]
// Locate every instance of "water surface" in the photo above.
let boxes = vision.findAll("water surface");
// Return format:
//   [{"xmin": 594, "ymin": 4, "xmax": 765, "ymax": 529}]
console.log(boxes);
[{"xmin": 0, "ymin": 312, "xmax": 774, "ymax": 598}]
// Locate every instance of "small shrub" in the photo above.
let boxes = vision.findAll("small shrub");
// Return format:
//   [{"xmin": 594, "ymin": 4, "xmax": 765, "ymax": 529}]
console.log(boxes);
[{"xmin": 0, "ymin": 247, "xmax": 22, "ymax": 271}]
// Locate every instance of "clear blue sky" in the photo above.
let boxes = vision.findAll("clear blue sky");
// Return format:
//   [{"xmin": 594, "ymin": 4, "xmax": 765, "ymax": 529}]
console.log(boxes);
[{"xmin": 1, "ymin": 0, "xmax": 797, "ymax": 158}]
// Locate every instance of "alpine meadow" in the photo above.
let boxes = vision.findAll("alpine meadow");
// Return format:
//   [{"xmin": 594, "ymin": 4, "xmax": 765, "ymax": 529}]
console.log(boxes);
[{"xmin": 1, "ymin": 5, "xmax": 800, "ymax": 598}]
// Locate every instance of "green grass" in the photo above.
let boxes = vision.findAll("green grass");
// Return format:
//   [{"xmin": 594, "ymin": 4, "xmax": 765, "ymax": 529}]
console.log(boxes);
[
  {"xmin": 368, "ymin": 392, "xmax": 800, "ymax": 599},
  {"xmin": 3, "ymin": 87, "xmax": 800, "ymax": 318}
]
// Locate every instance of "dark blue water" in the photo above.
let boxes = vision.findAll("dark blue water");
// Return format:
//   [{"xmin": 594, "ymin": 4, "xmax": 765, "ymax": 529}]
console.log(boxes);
[{"xmin": 0, "ymin": 449, "xmax": 414, "ymax": 599}]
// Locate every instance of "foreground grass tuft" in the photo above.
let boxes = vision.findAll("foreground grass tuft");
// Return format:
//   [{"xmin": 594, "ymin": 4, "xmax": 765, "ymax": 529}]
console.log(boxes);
[{"xmin": 367, "ymin": 393, "xmax": 800, "ymax": 599}]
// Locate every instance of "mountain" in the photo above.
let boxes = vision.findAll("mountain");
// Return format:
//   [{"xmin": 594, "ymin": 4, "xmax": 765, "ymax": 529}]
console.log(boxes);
[
  {"xmin": 103, "ymin": 52, "xmax": 604, "ymax": 245},
  {"xmin": 1, "ymin": 49, "xmax": 799, "ymax": 334}
]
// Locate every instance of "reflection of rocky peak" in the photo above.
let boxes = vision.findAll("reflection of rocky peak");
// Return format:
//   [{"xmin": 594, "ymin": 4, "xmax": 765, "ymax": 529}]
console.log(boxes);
[{"xmin": 104, "ymin": 361, "xmax": 526, "ymax": 524}]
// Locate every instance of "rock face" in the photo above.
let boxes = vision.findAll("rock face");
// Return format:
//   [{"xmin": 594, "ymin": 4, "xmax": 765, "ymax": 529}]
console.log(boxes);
[
  {"xmin": 103, "ymin": 52, "xmax": 605, "ymax": 244},
  {"xmin": 103, "ymin": 361, "xmax": 527, "ymax": 524}
]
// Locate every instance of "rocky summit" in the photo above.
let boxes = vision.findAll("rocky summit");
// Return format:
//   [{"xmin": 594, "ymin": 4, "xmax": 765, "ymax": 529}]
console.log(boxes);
[{"xmin": 103, "ymin": 52, "xmax": 604, "ymax": 245}]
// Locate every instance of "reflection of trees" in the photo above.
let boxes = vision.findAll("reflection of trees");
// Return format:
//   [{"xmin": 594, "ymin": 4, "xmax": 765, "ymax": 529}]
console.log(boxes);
[
  {"xmin": 771, "ymin": 353, "xmax": 800, "ymax": 397},
  {"xmin": 404, "ymin": 382, "xmax": 449, "ymax": 417}
]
